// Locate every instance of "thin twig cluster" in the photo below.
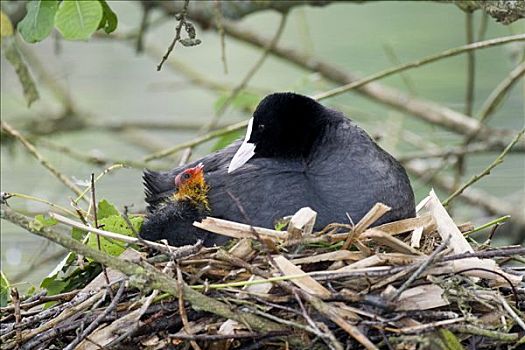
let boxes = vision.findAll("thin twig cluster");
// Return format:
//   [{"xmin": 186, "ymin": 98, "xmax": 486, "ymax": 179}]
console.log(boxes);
[{"xmin": 1, "ymin": 194, "xmax": 523, "ymax": 350}]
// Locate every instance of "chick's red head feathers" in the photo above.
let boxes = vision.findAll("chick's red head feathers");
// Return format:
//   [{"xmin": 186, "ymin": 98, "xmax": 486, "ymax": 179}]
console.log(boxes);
[
  {"xmin": 175, "ymin": 163, "xmax": 205, "ymax": 188},
  {"xmin": 174, "ymin": 163, "xmax": 210, "ymax": 211}
]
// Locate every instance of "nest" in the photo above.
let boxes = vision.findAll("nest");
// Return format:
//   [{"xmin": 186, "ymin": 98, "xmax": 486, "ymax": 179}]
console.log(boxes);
[{"xmin": 1, "ymin": 190, "xmax": 524, "ymax": 350}]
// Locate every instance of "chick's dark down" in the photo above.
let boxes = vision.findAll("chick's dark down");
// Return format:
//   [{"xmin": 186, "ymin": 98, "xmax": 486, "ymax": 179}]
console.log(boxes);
[
  {"xmin": 140, "ymin": 200, "xmax": 230, "ymax": 246},
  {"xmin": 142, "ymin": 93, "xmax": 415, "ymax": 246}
]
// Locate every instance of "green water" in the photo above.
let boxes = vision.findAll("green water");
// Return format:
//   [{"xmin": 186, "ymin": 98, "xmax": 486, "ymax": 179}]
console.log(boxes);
[{"xmin": 1, "ymin": 1, "xmax": 524, "ymax": 288}]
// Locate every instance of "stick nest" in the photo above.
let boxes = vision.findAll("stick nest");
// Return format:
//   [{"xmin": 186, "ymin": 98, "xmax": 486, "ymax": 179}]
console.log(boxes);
[{"xmin": 1, "ymin": 191, "xmax": 524, "ymax": 350}]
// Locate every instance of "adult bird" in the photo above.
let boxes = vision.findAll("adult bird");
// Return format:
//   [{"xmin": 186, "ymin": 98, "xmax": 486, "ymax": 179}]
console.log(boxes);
[{"xmin": 142, "ymin": 92, "xmax": 415, "ymax": 246}]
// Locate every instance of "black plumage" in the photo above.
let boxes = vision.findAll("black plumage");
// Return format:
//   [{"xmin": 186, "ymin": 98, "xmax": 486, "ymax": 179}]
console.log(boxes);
[
  {"xmin": 140, "ymin": 92, "xmax": 415, "ymax": 246},
  {"xmin": 139, "ymin": 200, "xmax": 230, "ymax": 246}
]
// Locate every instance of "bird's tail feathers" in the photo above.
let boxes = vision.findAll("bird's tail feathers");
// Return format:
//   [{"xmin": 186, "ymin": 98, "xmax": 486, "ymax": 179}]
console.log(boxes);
[{"xmin": 143, "ymin": 169, "xmax": 175, "ymax": 211}]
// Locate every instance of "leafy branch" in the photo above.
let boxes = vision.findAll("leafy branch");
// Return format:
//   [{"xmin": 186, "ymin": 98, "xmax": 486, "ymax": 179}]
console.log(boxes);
[
  {"xmin": 17, "ymin": 0, "xmax": 117, "ymax": 43},
  {"xmin": 0, "ymin": 205, "xmax": 285, "ymax": 334}
]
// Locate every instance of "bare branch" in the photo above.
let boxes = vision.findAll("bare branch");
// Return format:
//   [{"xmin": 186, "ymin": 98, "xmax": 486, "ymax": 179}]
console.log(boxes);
[
  {"xmin": 477, "ymin": 61, "xmax": 525, "ymax": 124},
  {"xmin": 208, "ymin": 12, "xmax": 288, "ymax": 128},
  {"xmin": 406, "ymin": 160, "xmax": 525, "ymax": 228},
  {"xmin": 1, "ymin": 121, "xmax": 84, "ymax": 198},
  {"xmin": 312, "ymin": 34, "xmax": 525, "ymax": 102},
  {"xmin": 163, "ymin": 6, "xmax": 522, "ymax": 144},
  {"xmin": 142, "ymin": 119, "xmax": 248, "ymax": 162},
  {"xmin": 443, "ymin": 128, "xmax": 525, "ymax": 206},
  {"xmin": 157, "ymin": 0, "xmax": 190, "ymax": 71}
]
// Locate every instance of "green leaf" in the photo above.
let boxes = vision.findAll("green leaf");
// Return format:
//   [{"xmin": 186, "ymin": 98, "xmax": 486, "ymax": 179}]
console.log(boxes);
[
  {"xmin": 274, "ymin": 218, "xmax": 289, "ymax": 231},
  {"xmin": 55, "ymin": 0, "xmax": 103, "ymax": 40},
  {"xmin": 438, "ymin": 329, "xmax": 465, "ymax": 350},
  {"xmin": 100, "ymin": 215, "xmax": 142, "ymax": 237},
  {"xmin": 71, "ymin": 227, "xmax": 86, "ymax": 240},
  {"xmin": 87, "ymin": 233, "xmax": 126, "ymax": 256},
  {"xmin": 3, "ymin": 38, "xmax": 40, "ymax": 106},
  {"xmin": 87, "ymin": 215, "xmax": 142, "ymax": 256},
  {"xmin": 36, "ymin": 214, "xmax": 58, "ymax": 227},
  {"xmin": 97, "ymin": 199, "xmax": 119, "ymax": 219},
  {"xmin": 18, "ymin": 0, "xmax": 58, "ymax": 43},
  {"xmin": 17, "ymin": 0, "xmax": 58, "ymax": 43},
  {"xmin": 41, "ymin": 259, "xmax": 101, "ymax": 298},
  {"xmin": 0, "ymin": 271, "xmax": 10, "ymax": 307},
  {"xmin": 40, "ymin": 276, "xmax": 68, "ymax": 296},
  {"xmin": 97, "ymin": 0, "xmax": 117, "ymax": 34},
  {"xmin": 30, "ymin": 215, "xmax": 57, "ymax": 231},
  {"xmin": 1, "ymin": 10, "xmax": 14, "ymax": 37},
  {"xmin": 25, "ymin": 285, "xmax": 37, "ymax": 297}
]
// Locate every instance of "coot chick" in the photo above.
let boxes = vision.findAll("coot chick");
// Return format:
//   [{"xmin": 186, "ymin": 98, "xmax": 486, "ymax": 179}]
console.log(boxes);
[
  {"xmin": 140, "ymin": 164, "xmax": 230, "ymax": 246},
  {"xmin": 143, "ymin": 92, "xmax": 415, "ymax": 245}
]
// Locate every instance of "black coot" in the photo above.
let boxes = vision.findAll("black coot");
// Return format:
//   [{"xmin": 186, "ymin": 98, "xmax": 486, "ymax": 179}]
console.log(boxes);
[{"xmin": 141, "ymin": 92, "xmax": 415, "ymax": 245}]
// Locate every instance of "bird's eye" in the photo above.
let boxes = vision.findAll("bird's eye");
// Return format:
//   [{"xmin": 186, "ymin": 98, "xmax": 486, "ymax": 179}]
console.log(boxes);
[
  {"xmin": 182, "ymin": 173, "xmax": 191, "ymax": 180},
  {"xmin": 258, "ymin": 124, "xmax": 265, "ymax": 131}
]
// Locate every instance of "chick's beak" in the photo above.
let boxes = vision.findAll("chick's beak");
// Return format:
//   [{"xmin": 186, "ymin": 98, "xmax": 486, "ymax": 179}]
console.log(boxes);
[
  {"xmin": 174, "ymin": 174, "xmax": 182, "ymax": 187},
  {"xmin": 228, "ymin": 118, "xmax": 256, "ymax": 173}
]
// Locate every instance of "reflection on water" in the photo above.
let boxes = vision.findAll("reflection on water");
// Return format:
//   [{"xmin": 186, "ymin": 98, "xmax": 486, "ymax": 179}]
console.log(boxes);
[{"xmin": 1, "ymin": 1, "xmax": 524, "ymax": 288}]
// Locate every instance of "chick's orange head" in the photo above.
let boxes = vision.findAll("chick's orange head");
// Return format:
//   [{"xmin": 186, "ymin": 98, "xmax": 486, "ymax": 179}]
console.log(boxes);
[
  {"xmin": 175, "ymin": 163, "xmax": 206, "ymax": 195},
  {"xmin": 173, "ymin": 163, "xmax": 211, "ymax": 208},
  {"xmin": 175, "ymin": 163, "xmax": 205, "ymax": 189}
]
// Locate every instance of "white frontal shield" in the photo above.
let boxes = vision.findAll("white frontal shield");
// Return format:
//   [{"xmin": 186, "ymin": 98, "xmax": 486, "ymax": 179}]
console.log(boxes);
[{"xmin": 228, "ymin": 117, "xmax": 256, "ymax": 173}]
